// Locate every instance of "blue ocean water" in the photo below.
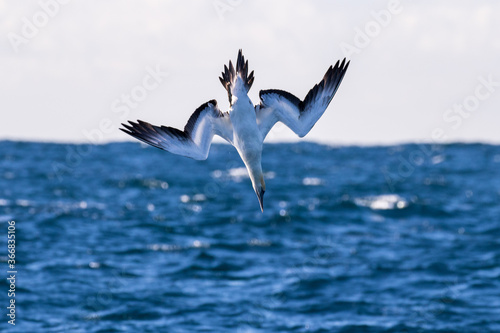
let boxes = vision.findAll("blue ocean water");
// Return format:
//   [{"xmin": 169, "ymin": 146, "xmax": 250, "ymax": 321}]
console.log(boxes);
[{"xmin": 1, "ymin": 141, "xmax": 500, "ymax": 333}]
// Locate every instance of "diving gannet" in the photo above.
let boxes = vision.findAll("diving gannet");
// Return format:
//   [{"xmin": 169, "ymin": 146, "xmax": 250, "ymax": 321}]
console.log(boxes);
[{"xmin": 121, "ymin": 50, "xmax": 350, "ymax": 211}]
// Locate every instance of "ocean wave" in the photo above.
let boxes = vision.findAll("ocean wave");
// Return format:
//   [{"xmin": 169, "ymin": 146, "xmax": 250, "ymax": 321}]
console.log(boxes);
[{"xmin": 4, "ymin": 141, "xmax": 500, "ymax": 333}]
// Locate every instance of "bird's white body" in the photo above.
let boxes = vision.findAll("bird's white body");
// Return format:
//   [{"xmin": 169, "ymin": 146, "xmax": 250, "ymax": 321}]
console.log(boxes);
[
  {"xmin": 121, "ymin": 50, "xmax": 349, "ymax": 211},
  {"xmin": 229, "ymin": 79, "xmax": 266, "ymax": 206},
  {"xmin": 230, "ymin": 80, "xmax": 261, "ymax": 156},
  {"xmin": 231, "ymin": 94, "xmax": 262, "ymax": 163}
]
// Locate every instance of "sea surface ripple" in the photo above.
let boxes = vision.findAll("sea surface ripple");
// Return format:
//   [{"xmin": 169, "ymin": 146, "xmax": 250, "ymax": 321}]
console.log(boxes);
[{"xmin": 1, "ymin": 141, "xmax": 499, "ymax": 332}]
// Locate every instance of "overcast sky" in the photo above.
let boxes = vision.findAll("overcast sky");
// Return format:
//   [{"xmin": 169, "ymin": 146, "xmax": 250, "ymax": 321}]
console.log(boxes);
[{"xmin": 1, "ymin": 0, "xmax": 499, "ymax": 145}]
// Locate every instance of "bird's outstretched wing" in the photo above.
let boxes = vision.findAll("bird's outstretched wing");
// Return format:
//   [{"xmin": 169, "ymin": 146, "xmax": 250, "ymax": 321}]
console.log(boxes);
[
  {"xmin": 120, "ymin": 100, "xmax": 233, "ymax": 160},
  {"xmin": 256, "ymin": 58, "xmax": 349, "ymax": 139}
]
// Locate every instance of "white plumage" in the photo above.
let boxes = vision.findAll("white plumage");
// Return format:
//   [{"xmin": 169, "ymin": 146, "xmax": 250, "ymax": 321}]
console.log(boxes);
[{"xmin": 121, "ymin": 50, "xmax": 350, "ymax": 211}]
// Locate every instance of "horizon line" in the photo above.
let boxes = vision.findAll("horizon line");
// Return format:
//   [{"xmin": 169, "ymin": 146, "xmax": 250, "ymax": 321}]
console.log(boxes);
[{"xmin": 2, "ymin": 138, "xmax": 500, "ymax": 148}]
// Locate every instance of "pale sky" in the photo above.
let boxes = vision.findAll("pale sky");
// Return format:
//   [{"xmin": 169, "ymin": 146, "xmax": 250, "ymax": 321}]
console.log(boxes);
[{"xmin": 1, "ymin": 0, "xmax": 499, "ymax": 145}]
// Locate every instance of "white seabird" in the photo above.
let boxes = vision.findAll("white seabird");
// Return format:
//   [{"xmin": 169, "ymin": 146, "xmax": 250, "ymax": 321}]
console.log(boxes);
[{"xmin": 121, "ymin": 50, "xmax": 350, "ymax": 211}]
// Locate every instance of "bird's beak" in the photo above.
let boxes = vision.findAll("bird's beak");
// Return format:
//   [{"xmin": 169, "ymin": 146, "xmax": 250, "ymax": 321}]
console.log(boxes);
[{"xmin": 257, "ymin": 188, "xmax": 265, "ymax": 212}]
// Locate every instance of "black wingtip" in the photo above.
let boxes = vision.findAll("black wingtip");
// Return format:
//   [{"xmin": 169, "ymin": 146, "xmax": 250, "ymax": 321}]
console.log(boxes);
[
  {"xmin": 120, "ymin": 123, "xmax": 134, "ymax": 132},
  {"xmin": 338, "ymin": 58, "xmax": 350, "ymax": 71},
  {"xmin": 119, "ymin": 127, "xmax": 131, "ymax": 135}
]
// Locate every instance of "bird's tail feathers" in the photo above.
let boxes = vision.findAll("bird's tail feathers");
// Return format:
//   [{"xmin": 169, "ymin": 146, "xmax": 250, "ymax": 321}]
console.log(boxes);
[{"xmin": 219, "ymin": 49, "xmax": 254, "ymax": 104}]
